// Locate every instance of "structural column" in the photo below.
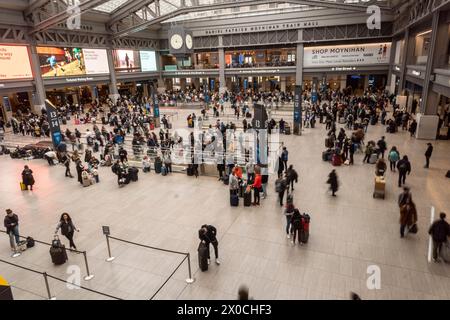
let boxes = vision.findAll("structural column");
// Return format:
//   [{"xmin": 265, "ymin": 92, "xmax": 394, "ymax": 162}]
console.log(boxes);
[
  {"xmin": 155, "ymin": 51, "xmax": 166, "ymax": 93},
  {"xmin": 29, "ymin": 45, "xmax": 46, "ymax": 114},
  {"xmin": 218, "ymin": 36, "xmax": 227, "ymax": 94},
  {"xmin": 106, "ymin": 49, "xmax": 119, "ymax": 103},
  {"xmin": 399, "ymin": 28, "xmax": 415, "ymax": 94},
  {"xmin": 280, "ymin": 76, "xmax": 287, "ymax": 92},
  {"xmin": 416, "ymin": 11, "xmax": 447, "ymax": 140},
  {"xmin": 295, "ymin": 42, "xmax": 304, "ymax": 87},
  {"xmin": 386, "ymin": 39, "xmax": 397, "ymax": 93}
]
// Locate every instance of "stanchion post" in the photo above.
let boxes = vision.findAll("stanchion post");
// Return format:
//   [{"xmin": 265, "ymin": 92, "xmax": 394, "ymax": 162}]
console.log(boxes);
[
  {"xmin": 43, "ymin": 272, "xmax": 56, "ymax": 300},
  {"xmin": 185, "ymin": 253, "xmax": 195, "ymax": 284},
  {"xmin": 105, "ymin": 235, "xmax": 115, "ymax": 262},
  {"xmin": 82, "ymin": 251, "xmax": 95, "ymax": 281}
]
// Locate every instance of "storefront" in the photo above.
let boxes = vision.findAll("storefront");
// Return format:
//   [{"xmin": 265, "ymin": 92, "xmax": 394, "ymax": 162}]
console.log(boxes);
[
  {"xmin": 45, "ymin": 84, "xmax": 110, "ymax": 106},
  {"xmin": 161, "ymin": 53, "xmax": 194, "ymax": 71},
  {"xmin": 225, "ymin": 48, "xmax": 296, "ymax": 68}
]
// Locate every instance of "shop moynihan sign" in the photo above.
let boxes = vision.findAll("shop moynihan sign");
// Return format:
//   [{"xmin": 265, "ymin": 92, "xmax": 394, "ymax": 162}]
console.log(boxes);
[{"xmin": 198, "ymin": 21, "xmax": 320, "ymax": 36}]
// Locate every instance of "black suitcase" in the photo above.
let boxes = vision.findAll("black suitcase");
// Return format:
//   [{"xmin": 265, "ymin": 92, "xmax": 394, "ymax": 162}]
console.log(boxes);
[
  {"xmin": 446, "ymin": 171, "xmax": 450, "ymax": 178},
  {"xmin": 198, "ymin": 241, "xmax": 208, "ymax": 272},
  {"xmin": 223, "ymin": 174, "xmax": 229, "ymax": 185},
  {"xmin": 50, "ymin": 237, "xmax": 68, "ymax": 265},
  {"xmin": 187, "ymin": 165, "xmax": 194, "ymax": 176},
  {"xmin": 230, "ymin": 194, "xmax": 239, "ymax": 207},
  {"xmin": 243, "ymin": 191, "xmax": 252, "ymax": 207},
  {"xmin": 284, "ymin": 126, "xmax": 291, "ymax": 135},
  {"xmin": 129, "ymin": 167, "xmax": 139, "ymax": 182}
]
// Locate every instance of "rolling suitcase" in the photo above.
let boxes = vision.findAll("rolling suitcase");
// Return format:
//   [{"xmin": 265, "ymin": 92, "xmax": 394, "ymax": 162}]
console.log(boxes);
[
  {"xmin": 50, "ymin": 236, "xmax": 68, "ymax": 265},
  {"xmin": 161, "ymin": 166, "xmax": 168, "ymax": 176},
  {"xmin": 230, "ymin": 194, "xmax": 239, "ymax": 207},
  {"xmin": 332, "ymin": 154, "xmax": 342, "ymax": 166},
  {"xmin": 223, "ymin": 174, "xmax": 229, "ymax": 185},
  {"xmin": 300, "ymin": 214, "xmax": 310, "ymax": 244},
  {"xmin": 198, "ymin": 241, "xmax": 209, "ymax": 272},
  {"xmin": 187, "ymin": 165, "xmax": 194, "ymax": 176},
  {"xmin": 154, "ymin": 157, "xmax": 162, "ymax": 174},
  {"xmin": 243, "ymin": 191, "xmax": 252, "ymax": 207},
  {"xmin": 284, "ymin": 126, "xmax": 291, "ymax": 135},
  {"xmin": 129, "ymin": 167, "xmax": 139, "ymax": 182}
]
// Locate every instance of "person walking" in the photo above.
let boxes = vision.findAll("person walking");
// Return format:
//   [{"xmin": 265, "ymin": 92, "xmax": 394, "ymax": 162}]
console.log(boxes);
[
  {"xmin": 286, "ymin": 165, "xmax": 299, "ymax": 192},
  {"xmin": 4, "ymin": 209, "xmax": 20, "ymax": 255},
  {"xmin": 198, "ymin": 225, "xmax": 220, "ymax": 265},
  {"xmin": 284, "ymin": 203, "xmax": 295, "ymax": 239},
  {"xmin": 388, "ymin": 146, "xmax": 400, "ymax": 172},
  {"xmin": 290, "ymin": 209, "xmax": 303, "ymax": 245},
  {"xmin": 21, "ymin": 165, "xmax": 35, "ymax": 191},
  {"xmin": 327, "ymin": 170, "xmax": 339, "ymax": 197},
  {"xmin": 55, "ymin": 213, "xmax": 80, "ymax": 250},
  {"xmin": 398, "ymin": 187, "xmax": 412, "ymax": 208},
  {"xmin": 277, "ymin": 156, "xmax": 284, "ymax": 179},
  {"xmin": 396, "ymin": 156, "xmax": 411, "ymax": 187},
  {"xmin": 399, "ymin": 198, "xmax": 418, "ymax": 238},
  {"xmin": 424, "ymin": 143, "xmax": 433, "ymax": 169},
  {"xmin": 377, "ymin": 136, "xmax": 387, "ymax": 159},
  {"xmin": 428, "ymin": 213, "xmax": 450, "ymax": 262}
]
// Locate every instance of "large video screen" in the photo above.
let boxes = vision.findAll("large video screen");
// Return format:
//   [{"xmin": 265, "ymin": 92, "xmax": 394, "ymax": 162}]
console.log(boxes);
[
  {"xmin": 0, "ymin": 45, "xmax": 33, "ymax": 80},
  {"xmin": 139, "ymin": 51, "xmax": 157, "ymax": 72},
  {"xmin": 37, "ymin": 47, "xmax": 109, "ymax": 77},
  {"xmin": 113, "ymin": 49, "xmax": 141, "ymax": 73}
]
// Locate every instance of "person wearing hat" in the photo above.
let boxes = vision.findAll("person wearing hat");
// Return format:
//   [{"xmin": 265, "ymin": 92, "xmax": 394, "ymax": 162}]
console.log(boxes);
[
  {"xmin": 424, "ymin": 143, "xmax": 433, "ymax": 169},
  {"xmin": 4, "ymin": 209, "xmax": 20, "ymax": 253}
]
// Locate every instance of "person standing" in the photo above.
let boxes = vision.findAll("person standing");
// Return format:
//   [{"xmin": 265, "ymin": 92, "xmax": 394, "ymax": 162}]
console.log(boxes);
[
  {"xmin": 277, "ymin": 176, "xmax": 287, "ymax": 206},
  {"xmin": 251, "ymin": 167, "xmax": 262, "ymax": 206},
  {"xmin": 396, "ymin": 156, "xmax": 411, "ymax": 187},
  {"xmin": 399, "ymin": 198, "xmax": 418, "ymax": 238},
  {"xmin": 245, "ymin": 161, "xmax": 255, "ymax": 183},
  {"xmin": 428, "ymin": 213, "xmax": 450, "ymax": 262},
  {"xmin": 327, "ymin": 170, "xmax": 339, "ymax": 197},
  {"xmin": 229, "ymin": 169, "xmax": 239, "ymax": 196},
  {"xmin": 388, "ymin": 146, "xmax": 400, "ymax": 172},
  {"xmin": 198, "ymin": 225, "xmax": 220, "ymax": 265},
  {"xmin": 21, "ymin": 165, "xmax": 35, "ymax": 191},
  {"xmin": 55, "ymin": 213, "xmax": 80, "ymax": 250},
  {"xmin": 424, "ymin": 143, "xmax": 433, "ymax": 169},
  {"xmin": 63, "ymin": 154, "xmax": 73, "ymax": 178},
  {"xmin": 284, "ymin": 203, "xmax": 295, "ymax": 239},
  {"xmin": 4, "ymin": 209, "xmax": 20, "ymax": 254},
  {"xmin": 281, "ymin": 147, "xmax": 289, "ymax": 172},
  {"xmin": 261, "ymin": 170, "xmax": 269, "ymax": 199},
  {"xmin": 277, "ymin": 156, "xmax": 284, "ymax": 179},
  {"xmin": 377, "ymin": 136, "xmax": 387, "ymax": 159},
  {"xmin": 290, "ymin": 209, "xmax": 303, "ymax": 245}
]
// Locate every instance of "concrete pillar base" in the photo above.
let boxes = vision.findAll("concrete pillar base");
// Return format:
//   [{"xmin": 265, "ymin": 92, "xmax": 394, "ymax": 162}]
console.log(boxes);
[{"xmin": 416, "ymin": 114, "xmax": 439, "ymax": 140}]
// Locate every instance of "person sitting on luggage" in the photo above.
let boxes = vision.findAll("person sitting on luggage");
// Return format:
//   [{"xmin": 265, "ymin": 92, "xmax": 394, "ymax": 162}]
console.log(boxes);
[
  {"xmin": 142, "ymin": 156, "xmax": 151, "ymax": 173},
  {"xmin": 44, "ymin": 150, "xmax": 58, "ymax": 166},
  {"xmin": 21, "ymin": 165, "xmax": 35, "ymax": 191},
  {"xmin": 375, "ymin": 158, "xmax": 387, "ymax": 177},
  {"xmin": 198, "ymin": 225, "xmax": 220, "ymax": 265}
]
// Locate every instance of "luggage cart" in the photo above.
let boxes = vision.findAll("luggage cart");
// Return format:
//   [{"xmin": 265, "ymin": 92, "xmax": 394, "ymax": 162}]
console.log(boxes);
[{"xmin": 373, "ymin": 176, "xmax": 386, "ymax": 199}]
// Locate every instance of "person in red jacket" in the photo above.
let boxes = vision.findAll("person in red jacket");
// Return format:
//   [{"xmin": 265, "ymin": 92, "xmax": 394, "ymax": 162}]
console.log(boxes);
[{"xmin": 251, "ymin": 166, "xmax": 262, "ymax": 206}]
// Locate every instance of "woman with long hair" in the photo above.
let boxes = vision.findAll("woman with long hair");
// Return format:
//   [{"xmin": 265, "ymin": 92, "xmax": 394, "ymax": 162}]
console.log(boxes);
[{"xmin": 55, "ymin": 213, "xmax": 80, "ymax": 250}]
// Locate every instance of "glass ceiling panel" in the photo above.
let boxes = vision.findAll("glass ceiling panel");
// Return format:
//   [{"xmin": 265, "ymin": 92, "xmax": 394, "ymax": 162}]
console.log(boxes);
[{"xmin": 93, "ymin": 0, "xmax": 129, "ymax": 13}]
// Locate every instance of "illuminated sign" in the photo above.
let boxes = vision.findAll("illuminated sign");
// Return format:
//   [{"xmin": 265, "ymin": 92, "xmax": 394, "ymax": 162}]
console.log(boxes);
[{"xmin": 0, "ymin": 45, "xmax": 33, "ymax": 80}]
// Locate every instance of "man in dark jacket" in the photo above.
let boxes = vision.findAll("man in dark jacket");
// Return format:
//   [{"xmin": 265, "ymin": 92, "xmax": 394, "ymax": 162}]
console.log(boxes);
[
  {"xmin": 4, "ymin": 209, "xmax": 20, "ymax": 254},
  {"xmin": 199, "ymin": 225, "xmax": 220, "ymax": 265},
  {"xmin": 286, "ymin": 165, "xmax": 299, "ymax": 192},
  {"xmin": 424, "ymin": 143, "xmax": 433, "ymax": 169},
  {"xmin": 396, "ymin": 155, "xmax": 411, "ymax": 187},
  {"xmin": 428, "ymin": 213, "xmax": 450, "ymax": 262},
  {"xmin": 377, "ymin": 136, "xmax": 387, "ymax": 159}
]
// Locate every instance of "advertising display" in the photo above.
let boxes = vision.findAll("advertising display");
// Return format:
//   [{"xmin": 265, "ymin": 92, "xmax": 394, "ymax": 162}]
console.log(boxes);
[
  {"xmin": 113, "ymin": 49, "xmax": 140, "ymax": 73},
  {"xmin": 293, "ymin": 85, "xmax": 302, "ymax": 135},
  {"xmin": 0, "ymin": 45, "xmax": 33, "ymax": 80},
  {"xmin": 304, "ymin": 43, "xmax": 391, "ymax": 68},
  {"xmin": 139, "ymin": 51, "xmax": 157, "ymax": 72},
  {"xmin": 37, "ymin": 47, "xmax": 109, "ymax": 77},
  {"xmin": 83, "ymin": 49, "xmax": 109, "ymax": 75}
]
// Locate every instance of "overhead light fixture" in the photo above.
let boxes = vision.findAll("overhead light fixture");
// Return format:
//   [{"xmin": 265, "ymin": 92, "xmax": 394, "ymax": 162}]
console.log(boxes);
[{"xmin": 417, "ymin": 30, "xmax": 432, "ymax": 37}]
